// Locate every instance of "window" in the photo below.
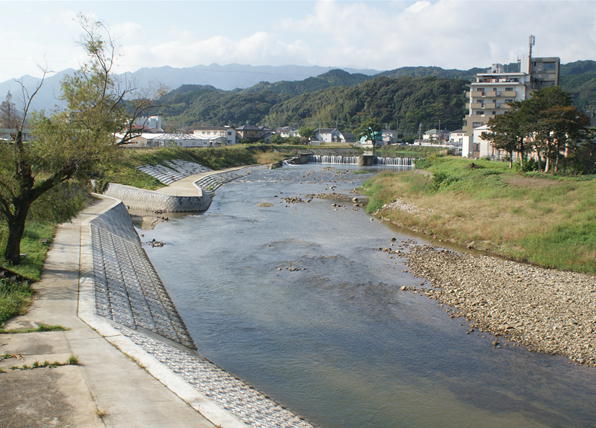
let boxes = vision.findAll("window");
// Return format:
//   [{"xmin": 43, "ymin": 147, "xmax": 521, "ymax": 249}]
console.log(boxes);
[
  {"xmin": 543, "ymin": 62, "xmax": 556, "ymax": 71},
  {"xmin": 476, "ymin": 110, "xmax": 484, "ymax": 115},
  {"xmin": 473, "ymin": 122, "xmax": 483, "ymax": 127},
  {"xmin": 505, "ymin": 87, "xmax": 513, "ymax": 91}
]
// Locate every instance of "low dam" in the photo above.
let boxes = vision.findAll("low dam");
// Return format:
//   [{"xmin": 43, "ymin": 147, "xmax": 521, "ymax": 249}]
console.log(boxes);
[{"xmin": 309, "ymin": 154, "xmax": 415, "ymax": 167}]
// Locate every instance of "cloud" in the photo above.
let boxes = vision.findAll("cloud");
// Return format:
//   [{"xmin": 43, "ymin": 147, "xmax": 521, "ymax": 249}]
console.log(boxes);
[{"xmin": 1, "ymin": 0, "xmax": 595, "ymax": 81}]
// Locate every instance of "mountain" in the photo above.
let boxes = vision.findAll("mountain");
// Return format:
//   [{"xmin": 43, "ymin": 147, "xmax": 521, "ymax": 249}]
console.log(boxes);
[
  {"xmin": 153, "ymin": 69, "xmax": 372, "ymax": 130},
  {"xmin": 559, "ymin": 60, "xmax": 596, "ymax": 112},
  {"xmin": 154, "ymin": 71, "xmax": 467, "ymax": 137},
  {"xmin": 263, "ymin": 76, "xmax": 468, "ymax": 136},
  {"xmin": 0, "ymin": 64, "xmax": 378, "ymax": 112}
]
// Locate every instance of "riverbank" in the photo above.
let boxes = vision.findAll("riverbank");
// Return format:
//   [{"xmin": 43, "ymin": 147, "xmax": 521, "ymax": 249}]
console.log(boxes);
[
  {"xmin": 387, "ymin": 242, "xmax": 595, "ymax": 366},
  {"xmin": 362, "ymin": 156, "xmax": 596, "ymax": 273}
]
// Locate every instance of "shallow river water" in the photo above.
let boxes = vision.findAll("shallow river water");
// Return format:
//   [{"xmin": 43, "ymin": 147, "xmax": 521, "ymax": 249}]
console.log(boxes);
[{"xmin": 143, "ymin": 165, "xmax": 595, "ymax": 428}]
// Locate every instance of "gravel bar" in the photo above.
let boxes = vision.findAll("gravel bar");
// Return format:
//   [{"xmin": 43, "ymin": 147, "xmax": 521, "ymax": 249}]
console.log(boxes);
[{"xmin": 400, "ymin": 243, "xmax": 595, "ymax": 366}]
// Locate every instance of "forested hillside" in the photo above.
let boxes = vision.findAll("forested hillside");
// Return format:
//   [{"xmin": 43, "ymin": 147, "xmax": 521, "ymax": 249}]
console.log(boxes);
[
  {"xmin": 152, "ymin": 61, "xmax": 595, "ymax": 134},
  {"xmin": 155, "ymin": 70, "xmax": 369, "ymax": 130},
  {"xmin": 560, "ymin": 60, "xmax": 596, "ymax": 112},
  {"xmin": 264, "ymin": 76, "xmax": 467, "ymax": 136}
]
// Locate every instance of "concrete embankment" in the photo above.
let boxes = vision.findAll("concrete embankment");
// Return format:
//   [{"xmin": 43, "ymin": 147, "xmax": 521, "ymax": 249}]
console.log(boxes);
[
  {"xmin": 86, "ymin": 173, "xmax": 314, "ymax": 427},
  {"xmin": 103, "ymin": 182, "xmax": 212, "ymax": 212},
  {"xmin": 103, "ymin": 167, "xmax": 248, "ymax": 212}
]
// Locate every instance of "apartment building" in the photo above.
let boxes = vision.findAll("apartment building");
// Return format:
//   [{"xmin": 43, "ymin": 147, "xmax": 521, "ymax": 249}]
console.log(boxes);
[
  {"xmin": 462, "ymin": 37, "xmax": 560, "ymax": 158},
  {"xmin": 462, "ymin": 65, "xmax": 530, "ymax": 137}
]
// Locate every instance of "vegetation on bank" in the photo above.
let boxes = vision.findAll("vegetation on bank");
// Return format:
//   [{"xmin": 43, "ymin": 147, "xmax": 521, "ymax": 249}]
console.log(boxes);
[
  {"xmin": 103, "ymin": 144, "xmax": 325, "ymax": 189},
  {"xmin": 362, "ymin": 156, "xmax": 596, "ymax": 273}
]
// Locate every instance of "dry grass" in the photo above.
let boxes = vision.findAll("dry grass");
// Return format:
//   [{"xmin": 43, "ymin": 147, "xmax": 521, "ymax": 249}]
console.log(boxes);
[{"xmin": 363, "ymin": 157, "xmax": 596, "ymax": 273}]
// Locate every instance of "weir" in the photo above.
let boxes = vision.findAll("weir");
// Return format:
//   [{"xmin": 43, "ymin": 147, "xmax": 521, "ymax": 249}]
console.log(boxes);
[{"xmin": 310, "ymin": 154, "xmax": 415, "ymax": 167}]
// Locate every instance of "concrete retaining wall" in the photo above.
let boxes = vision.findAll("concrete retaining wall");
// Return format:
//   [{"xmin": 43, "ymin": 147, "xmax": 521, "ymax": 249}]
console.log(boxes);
[
  {"xmin": 90, "ymin": 201, "xmax": 195, "ymax": 348},
  {"xmin": 104, "ymin": 183, "xmax": 212, "ymax": 212}
]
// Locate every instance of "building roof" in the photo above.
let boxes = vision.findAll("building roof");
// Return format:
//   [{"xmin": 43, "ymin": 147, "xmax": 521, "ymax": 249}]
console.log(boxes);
[{"xmin": 193, "ymin": 126, "xmax": 233, "ymax": 131}]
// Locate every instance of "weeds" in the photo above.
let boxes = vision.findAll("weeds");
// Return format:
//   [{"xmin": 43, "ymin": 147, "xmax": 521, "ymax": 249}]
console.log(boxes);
[
  {"xmin": 6, "ymin": 355, "xmax": 80, "ymax": 371},
  {"xmin": 0, "ymin": 323, "xmax": 69, "ymax": 334}
]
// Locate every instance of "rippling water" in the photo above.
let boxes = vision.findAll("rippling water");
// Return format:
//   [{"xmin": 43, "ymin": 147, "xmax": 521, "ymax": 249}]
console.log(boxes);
[{"xmin": 143, "ymin": 165, "xmax": 595, "ymax": 428}]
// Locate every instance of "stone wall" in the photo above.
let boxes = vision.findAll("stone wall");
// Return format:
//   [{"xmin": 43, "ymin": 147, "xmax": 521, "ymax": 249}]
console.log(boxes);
[{"xmin": 104, "ymin": 183, "xmax": 212, "ymax": 212}]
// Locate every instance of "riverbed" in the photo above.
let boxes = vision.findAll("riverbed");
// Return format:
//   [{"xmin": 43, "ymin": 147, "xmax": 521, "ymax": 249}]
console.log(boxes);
[{"xmin": 142, "ymin": 164, "xmax": 595, "ymax": 428}]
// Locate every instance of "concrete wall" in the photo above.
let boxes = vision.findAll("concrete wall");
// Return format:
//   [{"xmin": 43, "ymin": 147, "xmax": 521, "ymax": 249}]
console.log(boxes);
[
  {"xmin": 104, "ymin": 183, "xmax": 212, "ymax": 213},
  {"xmin": 90, "ymin": 201, "xmax": 195, "ymax": 348}
]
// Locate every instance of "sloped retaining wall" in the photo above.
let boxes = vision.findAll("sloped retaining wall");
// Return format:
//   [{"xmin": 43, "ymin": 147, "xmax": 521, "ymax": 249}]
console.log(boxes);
[
  {"xmin": 90, "ymin": 201, "xmax": 195, "ymax": 348},
  {"xmin": 103, "ymin": 183, "xmax": 212, "ymax": 212}
]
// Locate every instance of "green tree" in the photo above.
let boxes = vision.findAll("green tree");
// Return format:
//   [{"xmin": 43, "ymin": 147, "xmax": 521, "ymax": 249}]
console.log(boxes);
[
  {"xmin": 521, "ymin": 87, "xmax": 589, "ymax": 173},
  {"xmin": 298, "ymin": 126, "xmax": 314, "ymax": 140},
  {"xmin": 535, "ymin": 105, "xmax": 590, "ymax": 173},
  {"xmin": 482, "ymin": 106, "xmax": 528, "ymax": 168},
  {"xmin": 0, "ymin": 18, "xmax": 136, "ymax": 264}
]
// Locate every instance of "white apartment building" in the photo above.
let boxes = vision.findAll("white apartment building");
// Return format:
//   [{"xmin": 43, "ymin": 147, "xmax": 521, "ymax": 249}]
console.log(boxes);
[
  {"xmin": 463, "ymin": 65, "xmax": 530, "ymax": 137},
  {"xmin": 192, "ymin": 126, "xmax": 237, "ymax": 145}
]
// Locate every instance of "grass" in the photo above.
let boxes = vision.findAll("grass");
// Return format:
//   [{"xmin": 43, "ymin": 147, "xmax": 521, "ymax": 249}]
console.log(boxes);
[
  {"xmin": 362, "ymin": 156, "xmax": 596, "ymax": 273},
  {"xmin": 0, "ymin": 323, "xmax": 68, "ymax": 334},
  {"xmin": 0, "ymin": 278, "xmax": 33, "ymax": 326},
  {"xmin": 0, "ymin": 222, "xmax": 55, "ymax": 280}
]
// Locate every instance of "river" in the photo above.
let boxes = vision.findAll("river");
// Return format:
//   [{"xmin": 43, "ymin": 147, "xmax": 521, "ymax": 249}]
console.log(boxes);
[{"xmin": 142, "ymin": 164, "xmax": 595, "ymax": 428}]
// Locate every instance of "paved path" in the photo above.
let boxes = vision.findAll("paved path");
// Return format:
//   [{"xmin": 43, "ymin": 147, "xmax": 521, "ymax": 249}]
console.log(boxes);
[{"xmin": 0, "ymin": 198, "xmax": 215, "ymax": 428}]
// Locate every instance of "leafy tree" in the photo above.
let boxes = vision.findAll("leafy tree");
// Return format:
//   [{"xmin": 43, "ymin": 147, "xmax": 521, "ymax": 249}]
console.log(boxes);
[
  {"xmin": 298, "ymin": 126, "xmax": 314, "ymax": 140},
  {"xmin": 482, "ymin": 105, "xmax": 528, "ymax": 168},
  {"xmin": 0, "ymin": 18, "xmax": 138, "ymax": 264},
  {"xmin": 535, "ymin": 105, "xmax": 590, "ymax": 173}
]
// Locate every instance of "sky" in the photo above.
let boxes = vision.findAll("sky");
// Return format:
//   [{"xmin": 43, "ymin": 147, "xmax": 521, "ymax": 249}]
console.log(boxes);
[{"xmin": 1, "ymin": 0, "xmax": 595, "ymax": 81}]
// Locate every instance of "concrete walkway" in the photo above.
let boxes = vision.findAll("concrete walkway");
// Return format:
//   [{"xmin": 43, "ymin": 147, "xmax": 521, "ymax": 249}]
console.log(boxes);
[
  {"xmin": 156, "ymin": 166, "xmax": 246, "ymax": 196},
  {"xmin": 0, "ymin": 198, "xmax": 215, "ymax": 428}
]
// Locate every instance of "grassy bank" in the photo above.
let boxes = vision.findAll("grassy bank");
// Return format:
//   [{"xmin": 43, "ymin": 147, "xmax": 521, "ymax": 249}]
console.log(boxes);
[
  {"xmin": 362, "ymin": 157, "xmax": 596, "ymax": 273},
  {"xmin": 105, "ymin": 144, "xmax": 313, "ymax": 189}
]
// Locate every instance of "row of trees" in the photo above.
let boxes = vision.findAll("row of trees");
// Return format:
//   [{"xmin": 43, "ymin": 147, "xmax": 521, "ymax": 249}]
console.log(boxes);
[{"xmin": 483, "ymin": 87, "xmax": 593, "ymax": 173}]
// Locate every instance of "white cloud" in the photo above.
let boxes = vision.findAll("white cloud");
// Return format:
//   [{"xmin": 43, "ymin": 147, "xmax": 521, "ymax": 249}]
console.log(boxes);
[{"xmin": 1, "ymin": 0, "xmax": 595, "ymax": 82}]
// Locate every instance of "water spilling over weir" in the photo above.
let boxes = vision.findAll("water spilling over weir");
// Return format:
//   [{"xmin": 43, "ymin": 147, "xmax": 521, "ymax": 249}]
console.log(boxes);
[{"xmin": 310, "ymin": 154, "xmax": 415, "ymax": 167}]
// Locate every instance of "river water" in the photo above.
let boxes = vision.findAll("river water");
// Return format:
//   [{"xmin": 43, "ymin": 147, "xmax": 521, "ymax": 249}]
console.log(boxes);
[{"xmin": 142, "ymin": 165, "xmax": 595, "ymax": 428}]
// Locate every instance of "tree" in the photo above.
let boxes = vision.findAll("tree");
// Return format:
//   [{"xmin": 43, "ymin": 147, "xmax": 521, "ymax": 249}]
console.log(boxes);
[
  {"xmin": 535, "ymin": 105, "xmax": 590, "ymax": 173},
  {"xmin": 482, "ymin": 106, "xmax": 528, "ymax": 168},
  {"xmin": 0, "ymin": 17, "xmax": 138, "ymax": 264},
  {"xmin": 298, "ymin": 126, "xmax": 314, "ymax": 140},
  {"xmin": 522, "ymin": 87, "xmax": 589, "ymax": 173}
]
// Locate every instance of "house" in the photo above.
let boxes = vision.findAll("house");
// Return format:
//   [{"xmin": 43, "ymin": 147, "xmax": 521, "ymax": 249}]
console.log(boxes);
[
  {"xmin": 422, "ymin": 129, "xmax": 449, "ymax": 143},
  {"xmin": 448, "ymin": 130, "xmax": 469, "ymax": 148},
  {"xmin": 312, "ymin": 128, "xmax": 346, "ymax": 143},
  {"xmin": 236, "ymin": 125, "xmax": 270, "ymax": 142},
  {"xmin": 463, "ymin": 125, "xmax": 492, "ymax": 158},
  {"xmin": 275, "ymin": 126, "xmax": 300, "ymax": 138},
  {"xmin": 193, "ymin": 126, "xmax": 237, "ymax": 145},
  {"xmin": 381, "ymin": 129, "xmax": 398, "ymax": 144},
  {"xmin": 0, "ymin": 128, "xmax": 32, "ymax": 142}
]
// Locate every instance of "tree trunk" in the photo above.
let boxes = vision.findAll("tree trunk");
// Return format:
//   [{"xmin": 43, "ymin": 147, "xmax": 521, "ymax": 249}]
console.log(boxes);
[
  {"xmin": 4, "ymin": 204, "xmax": 29, "ymax": 265},
  {"xmin": 509, "ymin": 150, "xmax": 513, "ymax": 168},
  {"xmin": 544, "ymin": 156, "xmax": 550, "ymax": 173}
]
